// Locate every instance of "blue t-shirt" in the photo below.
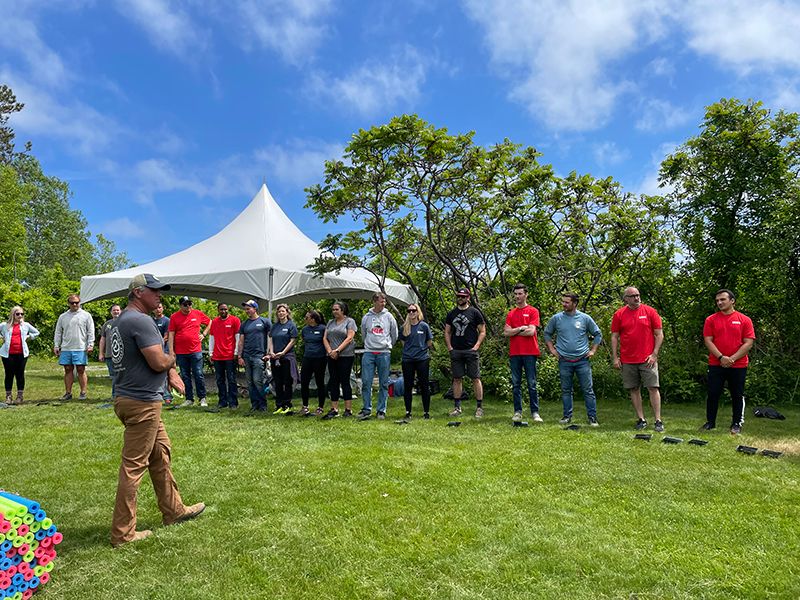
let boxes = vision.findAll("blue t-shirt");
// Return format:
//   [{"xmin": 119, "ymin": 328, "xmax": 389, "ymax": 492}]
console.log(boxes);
[
  {"xmin": 240, "ymin": 316, "xmax": 271, "ymax": 357},
  {"xmin": 302, "ymin": 324, "xmax": 327, "ymax": 358},
  {"xmin": 271, "ymin": 320, "xmax": 298, "ymax": 354},
  {"xmin": 399, "ymin": 321, "xmax": 433, "ymax": 361},
  {"xmin": 543, "ymin": 310, "xmax": 602, "ymax": 360}
]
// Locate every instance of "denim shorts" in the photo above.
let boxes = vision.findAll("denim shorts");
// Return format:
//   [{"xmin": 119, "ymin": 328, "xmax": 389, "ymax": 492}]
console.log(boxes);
[{"xmin": 59, "ymin": 350, "xmax": 88, "ymax": 366}]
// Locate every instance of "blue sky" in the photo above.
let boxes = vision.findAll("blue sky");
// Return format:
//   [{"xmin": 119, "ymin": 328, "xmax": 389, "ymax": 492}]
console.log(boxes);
[{"xmin": 3, "ymin": 0, "xmax": 800, "ymax": 266}]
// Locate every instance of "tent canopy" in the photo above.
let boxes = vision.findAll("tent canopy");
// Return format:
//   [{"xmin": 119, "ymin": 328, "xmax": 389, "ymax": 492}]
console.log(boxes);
[{"xmin": 80, "ymin": 185, "xmax": 416, "ymax": 307}]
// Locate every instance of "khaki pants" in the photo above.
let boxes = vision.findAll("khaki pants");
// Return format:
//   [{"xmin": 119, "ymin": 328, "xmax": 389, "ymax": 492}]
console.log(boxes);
[{"xmin": 111, "ymin": 397, "xmax": 185, "ymax": 545}]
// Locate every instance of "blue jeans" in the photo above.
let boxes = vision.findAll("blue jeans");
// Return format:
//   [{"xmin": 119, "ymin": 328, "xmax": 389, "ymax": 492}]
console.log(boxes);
[
  {"xmin": 510, "ymin": 355, "xmax": 538, "ymax": 413},
  {"xmin": 214, "ymin": 360, "xmax": 237, "ymax": 408},
  {"xmin": 176, "ymin": 352, "xmax": 206, "ymax": 402},
  {"xmin": 361, "ymin": 352, "xmax": 391, "ymax": 414},
  {"xmin": 105, "ymin": 357, "xmax": 116, "ymax": 398},
  {"xmin": 558, "ymin": 357, "xmax": 597, "ymax": 420},
  {"xmin": 243, "ymin": 354, "xmax": 266, "ymax": 411}
]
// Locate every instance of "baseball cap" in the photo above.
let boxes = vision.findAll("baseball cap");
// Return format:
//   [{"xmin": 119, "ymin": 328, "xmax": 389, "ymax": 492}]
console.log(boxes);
[
  {"xmin": 128, "ymin": 273, "xmax": 171, "ymax": 291},
  {"xmin": 242, "ymin": 299, "xmax": 259, "ymax": 309},
  {"xmin": 456, "ymin": 287, "xmax": 471, "ymax": 297},
  {"xmin": 180, "ymin": 296, "xmax": 192, "ymax": 305}
]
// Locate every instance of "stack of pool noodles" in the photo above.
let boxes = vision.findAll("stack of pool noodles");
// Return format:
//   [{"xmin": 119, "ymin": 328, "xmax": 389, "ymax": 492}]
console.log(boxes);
[{"xmin": 0, "ymin": 491, "xmax": 62, "ymax": 600}]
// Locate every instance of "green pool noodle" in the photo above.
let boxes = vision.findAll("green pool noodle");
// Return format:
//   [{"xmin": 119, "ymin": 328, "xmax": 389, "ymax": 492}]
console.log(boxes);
[
  {"xmin": 40, "ymin": 518, "xmax": 52, "ymax": 530},
  {"xmin": 0, "ymin": 497, "xmax": 26, "ymax": 518},
  {"xmin": 45, "ymin": 561, "xmax": 54, "ymax": 572},
  {"xmin": 23, "ymin": 550, "xmax": 34, "ymax": 562},
  {"xmin": 21, "ymin": 514, "xmax": 34, "ymax": 525},
  {"xmin": 34, "ymin": 565, "xmax": 45, "ymax": 577},
  {"xmin": 10, "ymin": 517, "xmax": 22, "ymax": 529},
  {"xmin": 30, "ymin": 540, "xmax": 39, "ymax": 551},
  {"xmin": 24, "ymin": 532, "xmax": 34, "ymax": 544},
  {"xmin": 30, "ymin": 522, "xmax": 40, "ymax": 533}
]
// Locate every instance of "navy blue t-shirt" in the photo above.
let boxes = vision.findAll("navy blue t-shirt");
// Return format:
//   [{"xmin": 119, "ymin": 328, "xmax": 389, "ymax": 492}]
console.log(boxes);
[
  {"xmin": 240, "ymin": 316, "xmax": 271, "ymax": 357},
  {"xmin": 301, "ymin": 324, "xmax": 327, "ymax": 358},
  {"xmin": 399, "ymin": 321, "xmax": 433, "ymax": 361},
  {"xmin": 271, "ymin": 320, "xmax": 298, "ymax": 354}
]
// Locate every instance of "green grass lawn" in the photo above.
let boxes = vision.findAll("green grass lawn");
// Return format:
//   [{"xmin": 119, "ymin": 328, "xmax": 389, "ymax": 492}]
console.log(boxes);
[{"xmin": 2, "ymin": 358, "xmax": 799, "ymax": 599}]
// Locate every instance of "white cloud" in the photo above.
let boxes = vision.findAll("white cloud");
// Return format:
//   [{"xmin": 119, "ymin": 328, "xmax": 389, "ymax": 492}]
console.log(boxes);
[
  {"xmin": 636, "ymin": 99, "xmax": 693, "ymax": 132},
  {"xmin": 308, "ymin": 47, "xmax": 429, "ymax": 116},
  {"xmin": 97, "ymin": 217, "xmax": 147, "ymax": 239},
  {"xmin": 115, "ymin": 0, "xmax": 208, "ymax": 59},
  {"xmin": 646, "ymin": 57, "xmax": 675, "ymax": 80},
  {"xmin": 636, "ymin": 141, "xmax": 678, "ymax": 196},
  {"xmin": 130, "ymin": 138, "xmax": 340, "ymax": 206},
  {"xmin": 464, "ymin": 0, "xmax": 669, "ymax": 131},
  {"xmin": 681, "ymin": 0, "xmax": 800, "ymax": 73},
  {"xmin": 0, "ymin": 14, "xmax": 70, "ymax": 88},
  {"xmin": 3, "ymin": 70, "xmax": 127, "ymax": 156},
  {"xmin": 256, "ymin": 140, "xmax": 344, "ymax": 188},
  {"xmin": 593, "ymin": 141, "xmax": 630, "ymax": 167},
  {"xmin": 232, "ymin": 0, "xmax": 333, "ymax": 65},
  {"xmin": 770, "ymin": 80, "xmax": 800, "ymax": 112}
]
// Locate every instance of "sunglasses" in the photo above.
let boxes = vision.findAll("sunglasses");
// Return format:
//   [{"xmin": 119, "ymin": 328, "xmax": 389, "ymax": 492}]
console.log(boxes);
[
  {"xmin": 14, "ymin": 312, "xmax": 24, "ymax": 316},
  {"xmin": 407, "ymin": 308, "xmax": 418, "ymax": 313},
  {"xmin": 69, "ymin": 301, "xmax": 80, "ymax": 305}
]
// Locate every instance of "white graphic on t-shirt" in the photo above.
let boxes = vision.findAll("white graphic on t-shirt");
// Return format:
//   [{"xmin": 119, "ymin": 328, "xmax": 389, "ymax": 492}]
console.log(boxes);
[
  {"xmin": 110, "ymin": 327, "xmax": 124, "ymax": 371},
  {"xmin": 452, "ymin": 313, "xmax": 470, "ymax": 337}
]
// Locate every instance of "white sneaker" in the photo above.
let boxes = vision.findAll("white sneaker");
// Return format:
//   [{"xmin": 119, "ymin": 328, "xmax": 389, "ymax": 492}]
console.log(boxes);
[
  {"xmin": 512, "ymin": 411, "xmax": 523, "ymax": 422},
  {"xmin": 180, "ymin": 399, "xmax": 194, "ymax": 408},
  {"xmin": 532, "ymin": 412, "xmax": 543, "ymax": 423},
  {"xmin": 199, "ymin": 398, "xmax": 208, "ymax": 407}
]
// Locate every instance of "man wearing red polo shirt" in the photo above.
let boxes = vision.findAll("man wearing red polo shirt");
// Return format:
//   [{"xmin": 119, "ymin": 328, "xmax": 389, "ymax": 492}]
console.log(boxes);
[
  {"xmin": 702, "ymin": 289, "xmax": 755, "ymax": 435},
  {"xmin": 503, "ymin": 283, "xmax": 542, "ymax": 423},
  {"xmin": 611, "ymin": 286, "xmax": 665, "ymax": 432},
  {"xmin": 168, "ymin": 297, "xmax": 211, "ymax": 408},
  {"xmin": 209, "ymin": 303, "xmax": 240, "ymax": 410}
]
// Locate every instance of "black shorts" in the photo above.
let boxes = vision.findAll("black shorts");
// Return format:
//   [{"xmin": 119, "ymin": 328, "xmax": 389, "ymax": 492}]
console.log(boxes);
[{"xmin": 450, "ymin": 349, "xmax": 480, "ymax": 379}]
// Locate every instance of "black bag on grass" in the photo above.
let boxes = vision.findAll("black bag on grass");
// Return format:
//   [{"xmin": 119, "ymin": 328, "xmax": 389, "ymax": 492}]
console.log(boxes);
[{"xmin": 753, "ymin": 406, "xmax": 785, "ymax": 420}]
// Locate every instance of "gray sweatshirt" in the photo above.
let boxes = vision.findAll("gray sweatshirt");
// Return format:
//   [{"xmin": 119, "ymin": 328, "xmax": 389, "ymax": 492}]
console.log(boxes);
[
  {"xmin": 54, "ymin": 309, "xmax": 95, "ymax": 351},
  {"xmin": 360, "ymin": 309, "xmax": 398, "ymax": 352}
]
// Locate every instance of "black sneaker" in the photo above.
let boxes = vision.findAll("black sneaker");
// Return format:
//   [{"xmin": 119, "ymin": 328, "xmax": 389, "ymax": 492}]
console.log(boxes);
[
  {"xmin": 377, "ymin": 411, "xmax": 386, "ymax": 420},
  {"xmin": 634, "ymin": 418, "xmax": 648, "ymax": 430},
  {"xmin": 343, "ymin": 409, "xmax": 353, "ymax": 418},
  {"xmin": 730, "ymin": 424, "xmax": 742, "ymax": 435},
  {"xmin": 654, "ymin": 420, "xmax": 665, "ymax": 433},
  {"xmin": 321, "ymin": 409, "xmax": 339, "ymax": 420},
  {"xmin": 423, "ymin": 413, "xmax": 430, "ymax": 420},
  {"xmin": 404, "ymin": 412, "xmax": 412, "ymax": 420},
  {"xmin": 357, "ymin": 409, "xmax": 370, "ymax": 417},
  {"xmin": 700, "ymin": 422, "xmax": 716, "ymax": 431},
  {"xmin": 588, "ymin": 416, "xmax": 599, "ymax": 427},
  {"xmin": 357, "ymin": 411, "xmax": 372, "ymax": 421}
]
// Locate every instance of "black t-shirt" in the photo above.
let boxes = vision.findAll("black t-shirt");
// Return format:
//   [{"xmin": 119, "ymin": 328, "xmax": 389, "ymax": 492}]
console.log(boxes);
[{"xmin": 445, "ymin": 306, "xmax": 485, "ymax": 350}]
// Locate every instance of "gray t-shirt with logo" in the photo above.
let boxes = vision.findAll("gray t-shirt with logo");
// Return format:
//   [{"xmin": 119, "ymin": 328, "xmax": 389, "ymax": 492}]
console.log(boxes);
[
  {"xmin": 325, "ymin": 317, "xmax": 357, "ymax": 357},
  {"xmin": 111, "ymin": 309, "xmax": 168, "ymax": 401}
]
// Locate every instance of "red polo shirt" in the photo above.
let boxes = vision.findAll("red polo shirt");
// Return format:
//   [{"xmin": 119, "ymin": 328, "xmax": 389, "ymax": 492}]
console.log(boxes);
[
  {"xmin": 703, "ymin": 310, "xmax": 755, "ymax": 367},
  {"xmin": 210, "ymin": 315, "xmax": 241, "ymax": 360},
  {"xmin": 610, "ymin": 304, "xmax": 662, "ymax": 364},
  {"xmin": 505, "ymin": 305, "xmax": 540, "ymax": 356},
  {"xmin": 168, "ymin": 309, "xmax": 211, "ymax": 354}
]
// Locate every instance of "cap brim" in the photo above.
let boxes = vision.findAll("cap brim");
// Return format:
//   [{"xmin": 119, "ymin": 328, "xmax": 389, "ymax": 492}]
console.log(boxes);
[{"xmin": 148, "ymin": 282, "xmax": 171, "ymax": 290}]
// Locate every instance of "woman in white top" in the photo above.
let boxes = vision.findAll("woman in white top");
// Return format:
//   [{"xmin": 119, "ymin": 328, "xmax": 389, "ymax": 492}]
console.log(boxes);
[{"xmin": 0, "ymin": 305, "xmax": 40, "ymax": 404}]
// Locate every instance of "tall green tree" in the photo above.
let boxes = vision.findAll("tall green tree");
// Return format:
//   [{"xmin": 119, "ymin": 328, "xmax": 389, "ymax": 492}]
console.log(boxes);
[
  {"xmin": 660, "ymin": 98, "xmax": 800, "ymax": 401},
  {"xmin": 0, "ymin": 84, "xmax": 26, "ymax": 164}
]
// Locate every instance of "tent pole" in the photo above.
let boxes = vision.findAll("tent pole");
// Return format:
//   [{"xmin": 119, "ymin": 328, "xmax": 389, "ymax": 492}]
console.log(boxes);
[{"xmin": 268, "ymin": 267, "xmax": 274, "ymax": 318}]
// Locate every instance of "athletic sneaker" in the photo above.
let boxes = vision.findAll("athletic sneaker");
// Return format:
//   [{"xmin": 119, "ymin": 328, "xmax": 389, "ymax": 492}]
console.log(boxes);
[
  {"xmin": 298, "ymin": 406, "xmax": 310, "ymax": 416},
  {"xmin": 404, "ymin": 412, "xmax": 412, "ymax": 420},
  {"xmin": 273, "ymin": 406, "xmax": 287, "ymax": 415},
  {"xmin": 377, "ymin": 411, "xmax": 386, "ymax": 420},
  {"xmin": 700, "ymin": 422, "xmax": 716, "ymax": 431},
  {"xmin": 635, "ymin": 418, "xmax": 648, "ymax": 430},
  {"xmin": 357, "ymin": 411, "xmax": 372, "ymax": 421},
  {"xmin": 314, "ymin": 407, "xmax": 324, "ymax": 416},
  {"xmin": 449, "ymin": 406, "xmax": 462, "ymax": 417},
  {"xmin": 283, "ymin": 406, "xmax": 295, "ymax": 415},
  {"xmin": 654, "ymin": 420, "xmax": 665, "ymax": 433},
  {"xmin": 559, "ymin": 416, "xmax": 571, "ymax": 424},
  {"xmin": 512, "ymin": 411, "xmax": 523, "ymax": 422},
  {"xmin": 474, "ymin": 407, "xmax": 484, "ymax": 419},
  {"xmin": 180, "ymin": 399, "xmax": 194, "ymax": 408},
  {"xmin": 343, "ymin": 409, "xmax": 354, "ymax": 418},
  {"xmin": 199, "ymin": 398, "xmax": 208, "ymax": 408},
  {"xmin": 60, "ymin": 392, "xmax": 73, "ymax": 401},
  {"xmin": 423, "ymin": 413, "xmax": 431, "ymax": 420},
  {"xmin": 589, "ymin": 416, "xmax": 599, "ymax": 427},
  {"xmin": 357, "ymin": 408, "xmax": 371, "ymax": 417},
  {"xmin": 531, "ymin": 412, "xmax": 543, "ymax": 423},
  {"xmin": 78, "ymin": 391, "xmax": 87, "ymax": 400},
  {"xmin": 730, "ymin": 424, "xmax": 742, "ymax": 435},
  {"xmin": 321, "ymin": 409, "xmax": 339, "ymax": 420}
]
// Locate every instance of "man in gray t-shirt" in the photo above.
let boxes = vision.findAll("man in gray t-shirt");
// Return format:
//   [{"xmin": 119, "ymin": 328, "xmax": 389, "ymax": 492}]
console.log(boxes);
[{"xmin": 110, "ymin": 273, "xmax": 205, "ymax": 549}]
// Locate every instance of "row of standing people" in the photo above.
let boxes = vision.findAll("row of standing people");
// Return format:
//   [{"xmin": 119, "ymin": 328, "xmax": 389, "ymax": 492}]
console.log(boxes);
[{"xmin": 2, "ymin": 284, "xmax": 755, "ymax": 435}]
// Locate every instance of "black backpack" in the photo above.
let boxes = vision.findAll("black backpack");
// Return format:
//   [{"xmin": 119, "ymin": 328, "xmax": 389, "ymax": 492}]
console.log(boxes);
[{"xmin": 753, "ymin": 406, "xmax": 786, "ymax": 420}]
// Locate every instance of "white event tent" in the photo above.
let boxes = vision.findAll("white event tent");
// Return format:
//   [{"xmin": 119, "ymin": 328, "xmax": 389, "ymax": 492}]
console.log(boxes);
[{"xmin": 80, "ymin": 184, "xmax": 416, "ymax": 307}]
